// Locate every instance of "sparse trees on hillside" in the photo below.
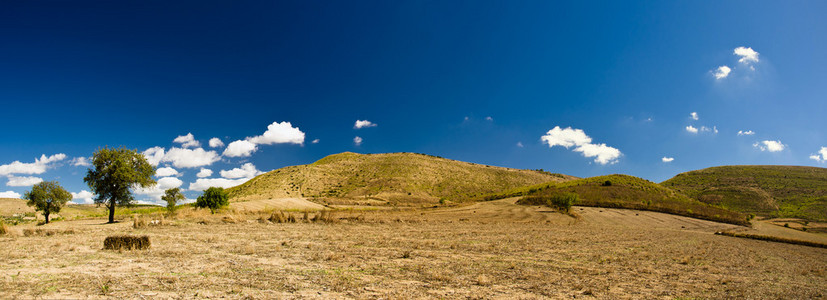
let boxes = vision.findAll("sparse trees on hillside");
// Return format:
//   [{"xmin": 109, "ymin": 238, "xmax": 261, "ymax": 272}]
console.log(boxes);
[
  {"xmin": 24, "ymin": 181, "xmax": 72, "ymax": 224},
  {"xmin": 162, "ymin": 187, "xmax": 186, "ymax": 214},
  {"xmin": 84, "ymin": 147, "xmax": 156, "ymax": 223},
  {"xmin": 196, "ymin": 187, "xmax": 229, "ymax": 214}
]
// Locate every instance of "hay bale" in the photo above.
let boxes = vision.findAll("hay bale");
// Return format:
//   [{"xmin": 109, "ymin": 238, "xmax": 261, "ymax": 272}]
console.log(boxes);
[{"xmin": 104, "ymin": 235, "xmax": 151, "ymax": 250}]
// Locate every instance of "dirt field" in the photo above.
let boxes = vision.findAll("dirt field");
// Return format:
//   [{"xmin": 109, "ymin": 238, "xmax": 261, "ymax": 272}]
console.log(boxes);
[{"xmin": 1, "ymin": 199, "xmax": 825, "ymax": 299}]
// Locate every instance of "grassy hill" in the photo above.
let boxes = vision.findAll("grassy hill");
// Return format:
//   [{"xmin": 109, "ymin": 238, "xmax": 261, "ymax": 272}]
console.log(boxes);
[
  {"xmin": 662, "ymin": 166, "xmax": 827, "ymax": 221},
  {"xmin": 514, "ymin": 174, "xmax": 749, "ymax": 225},
  {"xmin": 226, "ymin": 152, "xmax": 575, "ymax": 205}
]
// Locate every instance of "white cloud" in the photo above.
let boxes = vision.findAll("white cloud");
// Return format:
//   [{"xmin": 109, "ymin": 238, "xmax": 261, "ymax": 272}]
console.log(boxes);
[
  {"xmin": 249, "ymin": 121, "xmax": 305, "ymax": 145},
  {"xmin": 71, "ymin": 157, "xmax": 91, "ymax": 167},
  {"xmin": 516, "ymin": 142, "xmax": 524, "ymax": 148},
  {"xmin": 485, "ymin": 116, "xmax": 493, "ymax": 121},
  {"xmin": 685, "ymin": 125, "xmax": 699, "ymax": 134},
  {"xmin": 809, "ymin": 147, "xmax": 827, "ymax": 163},
  {"xmin": 540, "ymin": 126, "xmax": 621, "ymax": 165},
  {"xmin": 354, "ymin": 120, "xmax": 377, "ymax": 129},
  {"xmin": 0, "ymin": 191, "xmax": 22, "ymax": 199},
  {"xmin": 220, "ymin": 163, "xmax": 263, "ymax": 179},
  {"xmin": 311, "ymin": 139, "xmax": 320, "ymax": 144},
  {"xmin": 223, "ymin": 140, "xmax": 258, "ymax": 157},
  {"xmin": 196, "ymin": 168, "xmax": 213, "ymax": 178},
  {"xmin": 71, "ymin": 190, "xmax": 95, "ymax": 204},
  {"xmin": 753, "ymin": 140, "xmax": 786, "ymax": 152},
  {"xmin": 189, "ymin": 177, "xmax": 251, "ymax": 192},
  {"xmin": 209, "ymin": 137, "xmax": 225, "ymax": 148},
  {"xmin": 737, "ymin": 130, "xmax": 755, "ymax": 136},
  {"xmin": 0, "ymin": 153, "xmax": 67, "ymax": 176},
  {"xmin": 353, "ymin": 136, "xmax": 363, "ymax": 146},
  {"xmin": 699, "ymin": 126, "xmax": 718, "ymax": 134},
  {"xmin": 662, "ymin": 157, "xmax": 675, "ymax": 163},
  {"xmin": 162, "ymin": 147, "xmax": 220, "ymax": 168},
  {"xmin": 6, "ymin": 175, "xmax": 43, "ymax": 187},
  {"xmin": 173, "ymin": 133, "xmax": 200, "ymax": 148},
  {"xmin": 734, "ymin": 47, "xmax": 759, "ymax": 64},
  {"xmin": 713, "ymin": 66, "xmax": 731, "ymax": 79},
  {"xmin": 155, "ymin": 167, "xmax": 179, "ymax": 177},
  {"xmin": 142, "ymin": 147, "xmax": 165, "ymax": 166},
  {"xmin": 690, "ymin": 112, "xmax": 699, "ymax": 120},
  {"xmin": 134, "ymin": 176, "xmax": 184, "ymax": 201}
]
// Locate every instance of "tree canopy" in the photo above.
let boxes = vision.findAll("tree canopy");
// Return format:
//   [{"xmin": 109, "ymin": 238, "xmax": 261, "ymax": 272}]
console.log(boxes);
[
  {"xmin": 196, "ymin": 187, "xmax": 229, "ymax": 213},
  {"xmin": 24, "ymin": 181, "xmax": 72, "ymax": 224},
  {"xmin": 162, "ymin": 187, "xmax": 186, "ymax": 214},
  {"xmin": 84, "ymin": 147, "xmax": 156, "ymax": 223}
]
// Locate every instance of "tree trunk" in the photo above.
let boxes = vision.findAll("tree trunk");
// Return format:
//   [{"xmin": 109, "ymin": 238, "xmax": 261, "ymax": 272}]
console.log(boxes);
[
  {"xmin": 45, "ymin": 202, "xmax": 50, "ymax": 224},
  {"xmin": 108, "ymin": 201, "xmax": 116, "ymax": 223},
  {"xmin": 45, "ymin": 211, "xmax": 50, "ymax": 224}
]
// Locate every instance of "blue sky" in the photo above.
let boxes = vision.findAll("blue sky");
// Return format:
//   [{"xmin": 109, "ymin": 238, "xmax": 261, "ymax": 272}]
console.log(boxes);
[{"xmin": 1, "ymin": 1, "xmax": 825, "ymax": 204}]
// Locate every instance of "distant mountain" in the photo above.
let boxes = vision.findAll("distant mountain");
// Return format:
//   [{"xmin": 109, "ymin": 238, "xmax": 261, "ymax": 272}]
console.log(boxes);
[
  {"xmin": 662, "ymin": 166, "xmax": 827, "ymax": 221},
  {"xmin": 515, "ymin": 174, "xmax": 748, "ymax": 225},
  {"xmin": 226, "ymin": 152, "xmax": 575, "ymax": 205}
]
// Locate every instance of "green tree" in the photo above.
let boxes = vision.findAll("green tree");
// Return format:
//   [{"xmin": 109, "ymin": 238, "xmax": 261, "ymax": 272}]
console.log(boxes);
[
  {"xmin": 24, "ymin": 181, "xmax": 72, "ymax": 224},
  {"xmin": 162, "ymin": 187, "xmax": 186, "ymax": 214},
  {"xmin": 84, "ymin": 147, "xmax": 156, "ymax": 223},
  {"xmin": 196, "ymin": 187, "xmax": 229, "ymax": 213}
]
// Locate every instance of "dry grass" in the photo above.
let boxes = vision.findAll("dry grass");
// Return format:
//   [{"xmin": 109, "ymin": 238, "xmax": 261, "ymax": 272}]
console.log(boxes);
[
  {"xmin": 0, "ymin": 201, "xmax": 825, "ymax": 298},
  {"xmin": 103, "ymin": 235, "xmax": 151, "ymax": 250}
]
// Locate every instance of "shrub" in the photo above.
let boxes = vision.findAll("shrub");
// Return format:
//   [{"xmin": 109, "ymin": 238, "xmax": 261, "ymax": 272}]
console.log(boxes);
[
  {"xmin": 602, "ymin": 180, "xmax": 612, "ymax": 186},
  {"xmin": 547, "ymin": 193, "xmax": 578, "ymax": 213},
  {"xmin": 104, "ymin": 235, "xmax": 151, "ymax": 250},
  {"xmin": 0, "ymin": 220, "xmax": 8, "ymax": 235},
  {"xmin": 195, "ymin": 187, "xmax": 229, "ymax": 214}
]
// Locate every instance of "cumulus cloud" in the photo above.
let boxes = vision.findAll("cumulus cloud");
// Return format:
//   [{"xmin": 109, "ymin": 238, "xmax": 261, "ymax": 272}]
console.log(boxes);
[
  {"xmin": 6, "ymin": 175, "xmax": 43, "ymax": 187},
  {"xmin": 71, "ymin": 157, "xmax": 91, "ymax": 167},
  {"xmin": 0, "ymin": 191, "xmax": 22, "ymax": 199},
  {"xmin": 690, "ymin": 112, "xmax": 699, "ymax": 120},
  {"xmin": 516, "ymin": 142, "xmax": 524, "ymax": 148},
  {"xmin": 189, "ymin": 177, "xmax": 251, "ymax": 192},
  {"xmin": 0, "ymin": 153, "xmax": 67, "ymax": 176},
  {"xmin": 311, "ymin": 139, "xmax": 320, "ymax": 144},
  {"xmin": 713, "ymin": 66, "xmax": 731, "ymax": 79},
  {"xmin": 809, "ymin": 147, "xmax": 827, "ymax": 163},
  {"xmin": 142, "ymin": 147, "xmax": 165, "ymax": 166},
  {"xmin": 209, "ymin": 137, "xmax": 225, "ymax": 148},
  {"xmin": 162, "ymin": 147, "xmax": 220, "ymax": 168},
  {"xmin": 220, "ymin": 163, "xmax": 263, "ymax": 179},
  {"xmin": 540, "ymin": 126, "xmax": 622, "ymax": 165},
  {"xmin": 700, "ymin": 126, "xmax": 718, "ymax": 134},
  {"xmin": 353, "ymin": 136, "xmax": 363, "ymax": 146},
  {"xmin": 173, "ymin": 133, "xmax": 200, "ymax": 148},
  {"xmin": 134, "ymin": 176, "xmax": 184, "ymax": 201},
  {"xmin": 734, "ymin": 47, "xmax": 759, "ymax": 64},
  {"xmin": 71, "ymin": 190, "xmax": 95, "ymax": 204},
  {"xmin": 196, "ymin": 168, "xmax": 213, "ymax": 178},
  {"xmin": 354, "ymin": 120, "xmax": 377, "ymax": 129},
  {"xmin": 485, "ymin": 116, "xmax": 493, "ymax": 121},
  {"xmin": 753, "ymin": 140, "xmax": 786, "ymax": 152},
  {"xmin": 223, "ymin": 140, "xmax": 258, "ymax": 157},
  {"xmin": 737, "ymin": 130, "xmax": 755, "ymax": 136},
  {"xmin": 249, "ymin": 121, "xmax": 305, "ymax": 145},
  {"xmin": 155, "ymin": 167, "xmax": 179, "ymax": 177},
  {"xmin": 662, "ymin": 157, "xmax": 675, "ymax": 163},
  {"xmin": 685, "ymin": 125, "xmax": 699, "ymax": 134}
]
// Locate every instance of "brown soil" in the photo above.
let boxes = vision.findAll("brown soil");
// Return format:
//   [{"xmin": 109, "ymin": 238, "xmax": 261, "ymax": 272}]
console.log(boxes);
[{"xmin": 1, "ymin": 198, "xmax": 824, "ymax": 299}]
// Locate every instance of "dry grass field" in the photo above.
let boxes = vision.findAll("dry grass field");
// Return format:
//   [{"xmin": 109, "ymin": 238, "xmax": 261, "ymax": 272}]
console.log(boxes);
[{"xmin": 1, "ymin": 198, "xmax": 825, "ymax": 299}]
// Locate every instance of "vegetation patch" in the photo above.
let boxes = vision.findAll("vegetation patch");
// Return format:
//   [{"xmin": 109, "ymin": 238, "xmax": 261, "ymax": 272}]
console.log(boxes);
[
  {"xmin": 104, "ymin": 235, "xmax": 151, "ymax": 250},
  {"xmin": 516, "ymin": 174, "xmax": 749, "ymax": 226},
  {"xmin": 714, "ymin": 231, "xmax": 827, "ymax": 249}
]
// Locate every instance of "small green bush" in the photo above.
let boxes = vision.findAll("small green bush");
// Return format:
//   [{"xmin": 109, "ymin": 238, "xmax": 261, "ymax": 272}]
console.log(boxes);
[
  {"xmin": 602, "ymin": 180, "xmax": 612, "ymax": 186},
  {"xmin": 547, "ymin": 193, "xmax": 578, "ymax": 213},
  {"xmin": 195, "ymin": 187, "xmax": 229, "ymax": 214}
]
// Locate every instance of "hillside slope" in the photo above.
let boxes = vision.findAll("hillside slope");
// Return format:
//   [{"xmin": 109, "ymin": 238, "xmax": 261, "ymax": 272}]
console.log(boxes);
[
  {"xmin": 516, "ymin": 174, "xmax": 749, "ymax": 225},
  {"xmin": 226, "ymin": 152, "xmax": 575, "ymax": 205},
  {"xmin": 662, "ymin": 166, "xmax": 827, "ymax": 221}
]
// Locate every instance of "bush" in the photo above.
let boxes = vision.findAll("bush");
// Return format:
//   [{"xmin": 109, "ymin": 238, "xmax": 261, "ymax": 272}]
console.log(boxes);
[
  {"xmin": 104, "ymin": 235, "xmax": 151, "ymax": 250},
  {"xmin": 195, "ymin": 187, "xmax": 229, "ymax": 214},
  {"xmin": 602, "ymin": 180, "xmax": 612, "ymax": 186},
  {"xmin": 547, "ymin": 193, "xmax": 578, "ymax": 213},
  {"xmin": 0, "ymin": 220, "xmax": 8, "ymax": 235}
]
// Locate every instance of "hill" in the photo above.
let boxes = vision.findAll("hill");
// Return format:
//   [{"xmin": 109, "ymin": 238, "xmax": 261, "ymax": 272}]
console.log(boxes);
[
  {"xmin": 662, "ymin": 165, "xmax": 827, "ymax": 221},
  {"xmin": 226, "ymin": 152, "xmax": 575, "ymax": 205},
  {"xmin": 515, "ymin": 174, "xmax": 749, "ymax": 225}
]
